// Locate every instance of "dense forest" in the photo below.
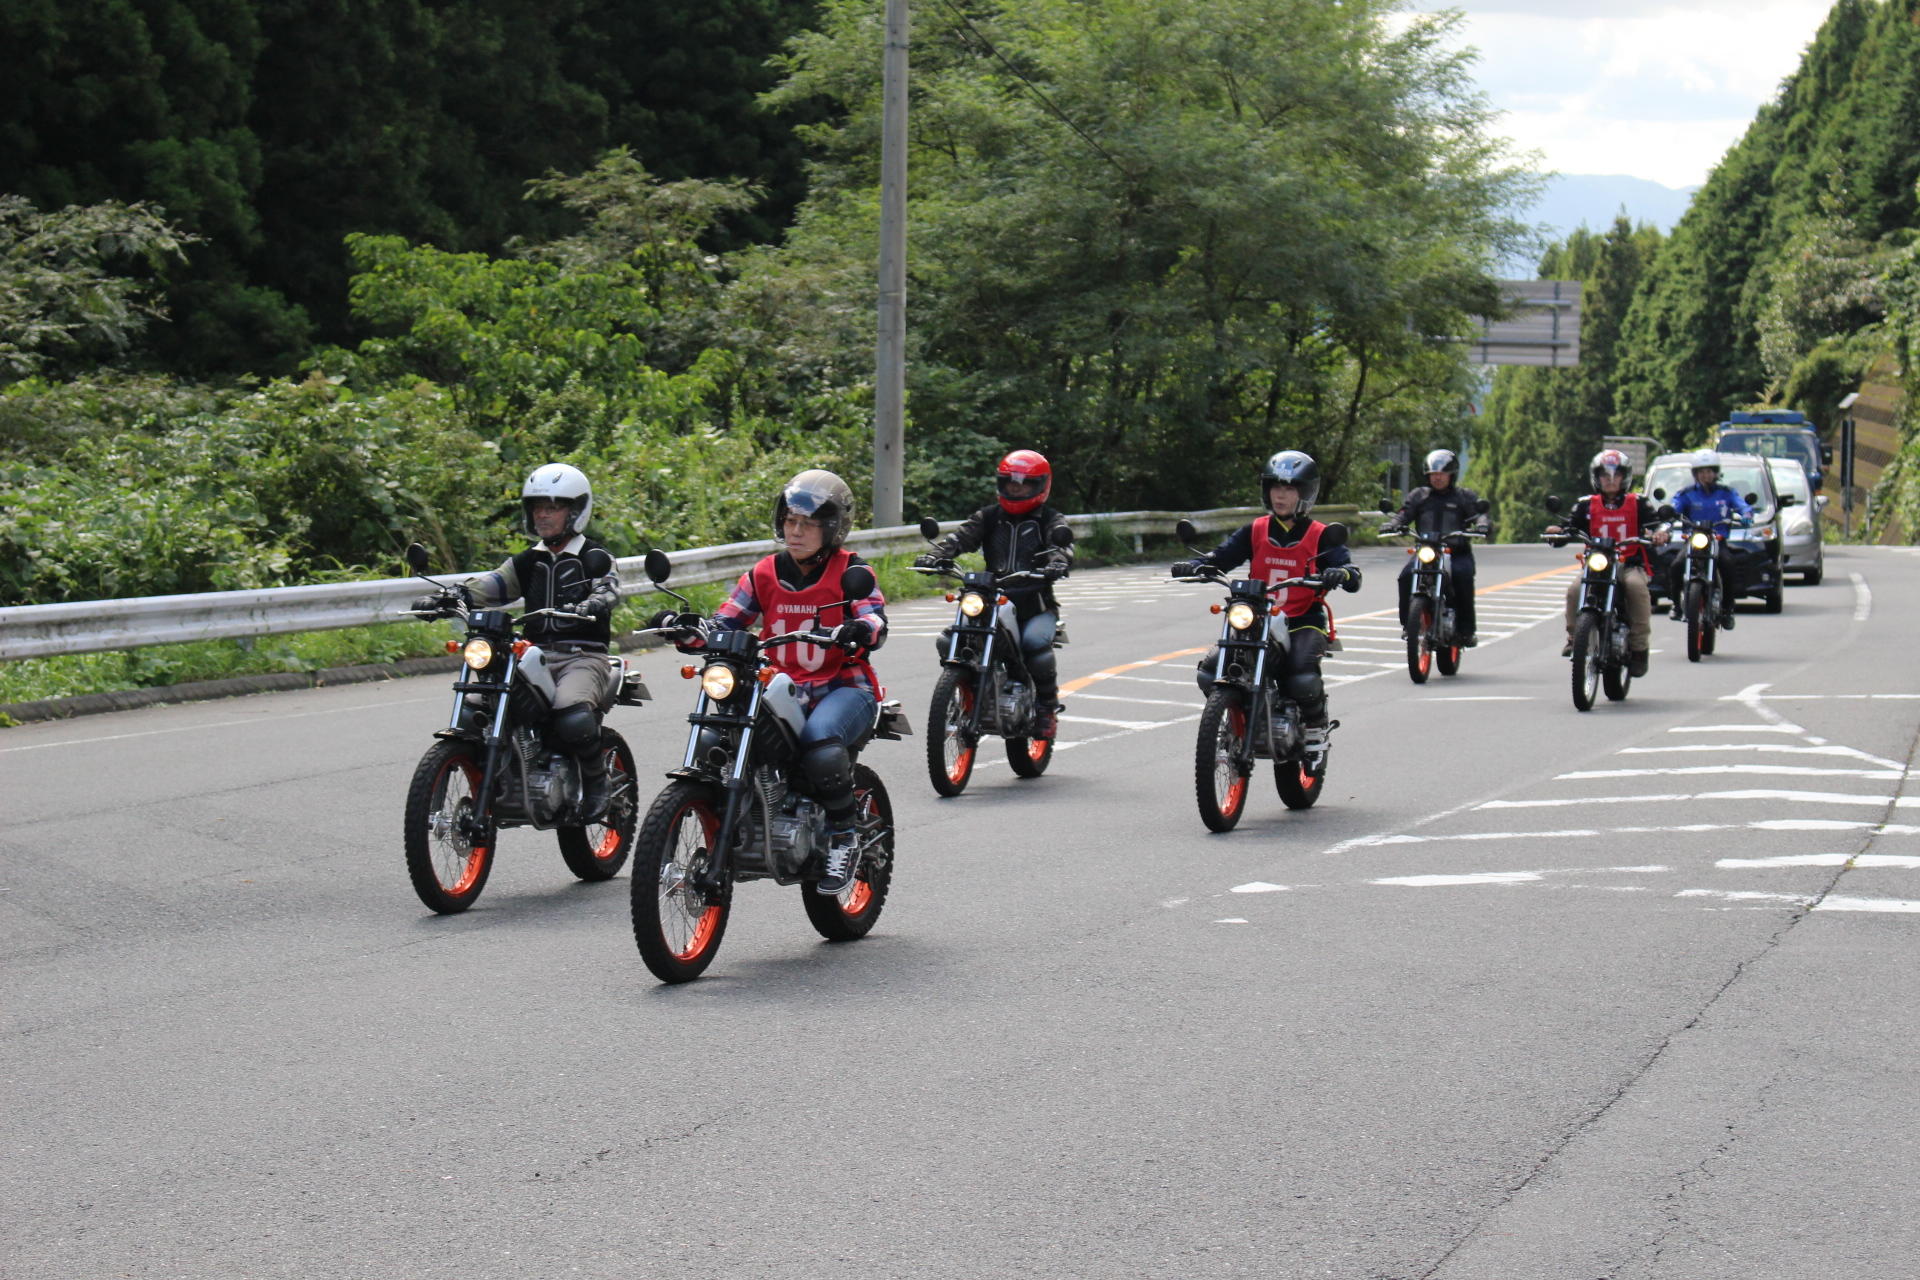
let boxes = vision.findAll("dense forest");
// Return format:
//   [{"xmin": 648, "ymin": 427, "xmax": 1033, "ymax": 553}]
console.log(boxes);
[
  {"xmin": 1480, "ymin": 0, "xmax": 1920, "ymax": 537},
  {"xmin": 6, "ymin": 0, "xmax": 1529, "ymax": 608}
]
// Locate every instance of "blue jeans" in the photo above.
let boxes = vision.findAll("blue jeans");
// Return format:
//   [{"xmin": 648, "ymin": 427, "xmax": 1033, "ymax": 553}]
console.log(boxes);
[
  {"xmin": 1018, "ymin": 609, "xmax": 1059, "ymax": 702},
  {"xmin": 799, "ymin": 685, "xmax": 877, "ymax": 750}
]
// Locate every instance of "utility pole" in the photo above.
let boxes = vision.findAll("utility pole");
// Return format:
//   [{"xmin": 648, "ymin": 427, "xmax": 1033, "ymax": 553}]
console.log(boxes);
[{"xmin": 873, "ymin": 0, "xmax": 909, "ymax": 527}]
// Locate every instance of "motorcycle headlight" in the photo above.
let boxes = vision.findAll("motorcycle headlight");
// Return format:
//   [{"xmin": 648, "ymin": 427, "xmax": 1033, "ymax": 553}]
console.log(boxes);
[
  {"xmin": 959, "ymin": 592, "xmax": 987, "ymax": 618},
  {"xmin": 1227, "ymin": 602, "xmax": 1257, "ymax": 631},
  {"xmin": 700, "ymin": 665, "xmax": 738, "ymax": 701},
  {"xmin": 461, "ymin": 638, "xmax": 494, "ymax": 670},
  {"xmin": 1415, "ymin": 544, "xmax": 1439, "ymax": 564},
  {"xmin": 1689, "ymin": 531, "xmax": 1711, "ymax": 551},
  {"xmin": 1586, "ymin": 551, "xmax": 1611, "ymax": 573}
]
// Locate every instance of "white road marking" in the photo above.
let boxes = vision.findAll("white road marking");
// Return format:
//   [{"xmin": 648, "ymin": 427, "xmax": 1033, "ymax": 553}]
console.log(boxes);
[
  {"xmin": 1676, "ymin": 889, "xmax": 1812, "ymax": 904},
  {"xmin": 1719, "ymin": 854, "xmax": 1920, "ymax": 869},
  {"xmin": 1071, "ymin": 691, "xmax": 1197, "ymax": 708},
  {"xmin": 1426, "ymin": 696, "xmax": 1534, "ymax": 702},
  {"xmin": 1621, "ymin": 744, "xmax": 1905, "ymax": 768},
  {"xmin": 1230, "ymin": 882, "xmax": 1290, "ymax": 894},
  {"xmin": 1668, "ymin": 725, "xmax": 1804, "ymax": 733},
  {"xmin": 1555, "ymin": 765, "xmax": 1904, "ymax": 781},
  {"xmin": 1060, "ymin": 714, "xmax": 1178, "ymax": 730},
  {"xmin": 1375, "ymin": 871, "xmax": 1543, "ymax": 886},
  {"xmin": 1817, "ymin": 897, "xmax": 1920, "ymax": 914},
  {"xmin": 1852, "ymin": 572, "xmax": 1872, "ymax": 621},
  {"xmin": 1483, "ymin": 790, "xmax": 1919, "ymax": 810},
  {"xmin": 1214, "ymin": 918, "xmax": 1251, "ymax": 925},
  {"xmin": 0, "ymin": 695, "xmax": 443, "ymax": 753}
]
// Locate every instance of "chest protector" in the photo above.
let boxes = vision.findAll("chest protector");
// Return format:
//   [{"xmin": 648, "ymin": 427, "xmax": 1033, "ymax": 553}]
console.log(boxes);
[
  {"xmin": 1586, "ymin": 496, "xmax": 1646, "ymax": 568},
  {"xmin": 1249, "ymin": 517, "xmax": 1326, "ymax": 617},
  {"xmin": 750, "ymin": 549, "xmax": 879, "ymax": 690}
]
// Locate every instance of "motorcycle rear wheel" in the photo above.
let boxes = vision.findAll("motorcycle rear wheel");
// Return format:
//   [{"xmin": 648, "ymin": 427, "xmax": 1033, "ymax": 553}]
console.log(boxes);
[
  {"xmin": 1195, "ymin": 689, "xmax": 1252, "ymax": 832},
  {"xmin": 1007, "ymin": 729, "xmax": 1053, "ymax": 777},
  {"xmin": 1685, "ymin": 582, "xmax": 1708, "ymax": 662},
  {"xmin": 803, "ymin": 764, "xmax": 893, "ymax": 941},
  {"xmin": 631, "ymin": 780, "xmax": 732, "ymax": 983},
  {"xmin": 404, "ymin": 739, "xmax": 494, "ymax": 914},
  {"xmin": 1274, "ymin": 749, "xmax": 1326, "ymax": 810},
  {"xmin": 926, "ymin": 668, "xmax": 977, "ymax": 797},
  {"xmin": 1406, "ymin": 599, "xmax": 1433, "ymax": 684},
  {"xmin": 1570, "ymin": 614, "xmax": 1601, "ymax": 712},
  {"xmin": 1603, "ymin": 652, "xmax": 1632, "ymax": 701},
  {"xmin": 557, "ymin": 732, "xmax": 636, "ymax": 881}
]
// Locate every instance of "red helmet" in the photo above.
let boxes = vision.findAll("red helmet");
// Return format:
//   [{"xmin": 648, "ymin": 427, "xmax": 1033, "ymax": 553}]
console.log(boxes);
[{"xmin": 996, "ymin": 449, "xmax": 1052, "ymax": 515}]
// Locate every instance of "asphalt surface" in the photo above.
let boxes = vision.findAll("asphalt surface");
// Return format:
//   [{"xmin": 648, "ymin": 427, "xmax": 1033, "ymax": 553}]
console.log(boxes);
[{"xmin": 5, "ymin": 543, "xmax": 1919, "ymax": 1278}]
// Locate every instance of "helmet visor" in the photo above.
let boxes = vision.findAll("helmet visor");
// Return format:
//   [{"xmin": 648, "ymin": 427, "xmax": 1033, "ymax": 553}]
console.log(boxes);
[
  {"xmin": 998, "ymin": 473, "xmax": 1045, "ymax": 500},
  {"xmin": 782, "ymin": 485, "xmax": 833, "ymax": 517}
]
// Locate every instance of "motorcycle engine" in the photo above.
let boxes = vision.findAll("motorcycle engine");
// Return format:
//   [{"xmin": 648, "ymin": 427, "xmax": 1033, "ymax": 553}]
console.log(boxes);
[
  {"xmin": 996, "ymin": 678, "xmax": 1034, "ymax": 736},
  {"xmin": 1268, "ymin": 704, "xmax": 1301, "ymax": 757},
  {"xmin": 763, "ymin": 795, "xmax": 823, "ymax": 877},
  {"xmin": 522, "ymin": 751, "xmax": 579, "ymax": 826}
]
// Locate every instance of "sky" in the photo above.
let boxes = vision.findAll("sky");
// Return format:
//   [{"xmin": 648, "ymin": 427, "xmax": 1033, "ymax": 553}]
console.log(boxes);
[{"xmin": 1403, "ymin": 0, "xmax": 1841, "ymax": 190}]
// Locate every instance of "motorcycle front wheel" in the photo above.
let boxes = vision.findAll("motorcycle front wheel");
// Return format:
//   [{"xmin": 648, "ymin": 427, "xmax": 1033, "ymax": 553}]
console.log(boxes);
[
  {"xmin": 404, "ymin": 739, "xmax": 494, "ymax": 914},
  {"xmin": 1406, "ymin": 599, "xmax": 1433, "ymax": 683},
  {"xmin": 1685, "ymin": 581, "xmax": 1708, "ymax": 662},
  {"xmin": 803, "ymin": 764, "xmax": 893, "ymax": 941},
  {"xmin": 631, "ymin": 780, "xmax": 732, "ymax": 983},
  {"xmin": 1195, "ymin": 689, "xmax": 1252, "ymax": 832},
  {"xmin": 1570, "ymin": 614, "xmax": 1601, "ymax": 712},
  {"xmin": 557, "ymin": 731, "xmax": 636, "ymax": 881},
  {"xmin": 926, "ymin": 668, "xmax": 978, "ymax": 797}
]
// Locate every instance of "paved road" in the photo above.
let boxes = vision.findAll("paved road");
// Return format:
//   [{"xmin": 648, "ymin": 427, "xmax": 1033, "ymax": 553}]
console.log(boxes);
[{"xmin": 5, "ymin": 544, "xmax": 1920, "ymax": 1278}]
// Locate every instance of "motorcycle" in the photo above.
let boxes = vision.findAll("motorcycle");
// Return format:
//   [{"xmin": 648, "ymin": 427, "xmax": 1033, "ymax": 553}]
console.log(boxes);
[
  {"xmin": 1540, "ymin": 499, "xmax": 1654, "ymax": 711},
  {"xmin": 1663, "ymin": 508, "xmax": 1748, "ymax": 663},
  {"xmin": 912, "ymin": 515, "xmax": 1075, "ymax": 795},
  {"xmin": 629, "ymin": 550, "xmax": 912, "ymax": 984},
  {"xmin": 1173, "ymin": 517, "xmax": 1348, "ymax": 832},
  {"xmin": 1377, "ymin": 498, "xmax": 1488, "ymax": 683},
  {"xmin": 398, "ymin": 542, "xmax": 649, "ymax": 914}
]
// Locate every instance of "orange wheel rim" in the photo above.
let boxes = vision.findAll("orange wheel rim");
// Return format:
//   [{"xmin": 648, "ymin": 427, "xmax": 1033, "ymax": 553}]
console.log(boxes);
[
  {"xmin": 591, "ymin": 829, "xmax": 622, "ymax": 859},
  {"xmin": 1418, "ymin": 647, "xmax": 1432, "ymax": 676},
  {"xmin": 943, "ymin": 681, "xmax": 976, "ymax": 781},
  {"xmin": 1028, "ymin": 737, "xmax": 1048, "ymax": 762},
  {"xmin": 434, "ymin": 754, "xmax": 486, "ymax": 893},
  {"xmin": 675, "ymin": 904, "xmax": 722, "ymax": 960},
  {"xmin": 841, "ymin": 878, "xmax": 874, "ymax": 915},
  {"xmin": 448, "ymin": 846, "xmax": 487, "ymax": 894},
  {"xmin": 1218, "ymin": 705, "xmax": 1248, "ymax": 814},
  {"xmin": 660, "ymin": 798, "xmax": 721, "ymax": 959}
]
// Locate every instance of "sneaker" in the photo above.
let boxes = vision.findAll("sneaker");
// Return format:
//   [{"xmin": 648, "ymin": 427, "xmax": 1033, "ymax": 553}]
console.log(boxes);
[
  {"xmin": 815, "ymin": 825, "xmax": 859, "ymax": 895},
  {"xmin": 1720, "ymin": 610, "xmax": 1736, "ymax": 631},
  {"xmin": 1302, "ymin": 722, "xmax": 1330, "ymax": 771},
  {"xmin": 1669, "ymin": 603, "xmax": 1683, "ymax": 622},
  {"xmin": 1458, "ymin": 633, "xmax": 1478, "ymax": 648},
  {"xmin": 1561, "ymin": 640, "xmax": 1573, "ymax": 657},
  {"xmin": 1628, "ymin": 650, "xmax": 1649, "ymax": 677}
]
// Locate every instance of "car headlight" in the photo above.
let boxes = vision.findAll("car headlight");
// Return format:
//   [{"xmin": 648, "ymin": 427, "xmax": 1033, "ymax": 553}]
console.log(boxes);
[
  {"xmin": 1416, "ymin": 544, "xmax": 1439, "ymax": 564},
  {"xmin": 461, "ymin": 638, "xmax": 494, "ymax": 670},
  {"xmin": 1689, "ymin": 531, "xmax": 1711, "ymax": 551},
  {"xmin": 1227, "ymin": 602, "xmax": 1257, "ymax": 631},
  {"xmin": 701, "ymin": 665, "xmax": 738, "ymax": 700},
  {"xmin": 959, "ymin": 592, "xmax": 987, "ymax": 618},
  {"xmin": 1754, "ymin": 525, "xmax": 1776, "ymax": 541},
  {"xmin": 1785, "ymin": 517, "xmax": 1813, "ymax": 535},
  {"xmin": 1586, "ymin": 551, "xmax": 1611, "ymax": 573}
]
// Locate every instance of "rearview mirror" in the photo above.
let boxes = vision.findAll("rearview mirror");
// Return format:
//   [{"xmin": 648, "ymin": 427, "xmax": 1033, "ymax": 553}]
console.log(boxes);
[
  {"xmin": 643, "ymin": 549, "xmax": 673, "ymax": 584},
  {"xmin": 1377, "ymin": 499, "xmax": 1395, "ymax": 514},
  {"xmin": 840, "ymin": 564, "xmax": 877, "ymax": 600},
  {"xmin": 1175, "ymin": 518, "xmax": 1198, "ymax": 544},
  {"xmin": 1475, "ymin": 498, "xmax": 1491, "ymax": 514},
  {"xmin": 1651, "ymin": 488, "xmax": 1667, "ymax": 501},
  {"xmin": 1744, "ymin": 492, "xmax": 1759, "ymax": 505},
  {"xmin": 918, "ymin": 515, "xmax": 940, "ymax": 541},
  {"xmin": 1778, "ymin": 493, "xmax": 1797, "ymax": 508},
  {"xmin": 1542, "ymin": 495, "xmax": 1563, "ymax": 514},
  {"xmin": 1318, "ymin": 522, "xmax": 1349, "ymax": 550},
  {"xmin": 405, "ymin": 542, "xmax": 431, "ymax": 573},
  {"xmin": 1654, "ymin": 505, "xmax": 1678, "ymax": 522},
  {"xmin": 581, "ymin": 547, "xmax": 614, "ymax": 578},
  {"xmin": 1050, "ymin": 524, "xmax": 1075, "ymax": 548}
]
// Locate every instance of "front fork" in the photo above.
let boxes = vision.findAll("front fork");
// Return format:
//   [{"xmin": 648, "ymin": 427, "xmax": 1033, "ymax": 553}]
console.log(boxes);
[{"xmin": 458, "ymin": 652, "xmax": 519, "ymax": 848}]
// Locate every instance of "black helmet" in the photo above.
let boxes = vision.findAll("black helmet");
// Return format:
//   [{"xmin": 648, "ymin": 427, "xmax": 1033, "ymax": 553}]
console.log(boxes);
[
  {"xmin": 773, "ymin": 469, "xmax": 856, "ymax": 552},
  {"xmin": 1259, "ymin": 450, "xmax": 1320, "ymax": 515},
  {"xmin": 1424, "ymin": 448, "xmax": 1459, "ymax": 478}
]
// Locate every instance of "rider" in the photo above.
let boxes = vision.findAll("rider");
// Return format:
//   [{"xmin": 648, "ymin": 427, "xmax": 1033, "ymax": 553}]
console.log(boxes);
[
  {"xmin": 658, "ymin": 470, "xmax": 887, "ymax": 894},
  {"xmin": 1382, "ymin": 448, "xmax": 1488, "ymax": 646},
  {"xmin": 1172, "ymin": 450, "xmax": 1361, "ymax": 767},
  {"xmin": 414, "ymin": 462, "xmax": 621, "ymax": 818},
  {"xmin": 1663, "ymin": 449, "xmax": 1755, "ymax": 628},
  {"xmin": 1544, "ymin": 448, "xmax": 1667, "ymax": 677},
  {"xmin": 914, "ymin": 448, "xmax": 1074, "ymax": 740}
]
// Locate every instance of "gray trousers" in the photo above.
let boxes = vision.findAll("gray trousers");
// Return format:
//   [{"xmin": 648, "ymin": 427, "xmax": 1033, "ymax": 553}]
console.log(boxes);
[{"xmin": 546, "ymin": 649, "xmax": 613, "ymax": 711}]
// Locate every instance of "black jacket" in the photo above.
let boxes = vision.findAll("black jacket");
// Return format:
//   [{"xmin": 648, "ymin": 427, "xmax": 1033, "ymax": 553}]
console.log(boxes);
[
  {"xmin": 1392, "ymin": 484, "xmax": 1485, "ymax": 540},
  {"xmin": 933, "ymin": 503, "xmax": 1075, "ymax": 608},
  {"xmin": 470, "ymin": 536, "xmax": 620, "ymax": 646}
]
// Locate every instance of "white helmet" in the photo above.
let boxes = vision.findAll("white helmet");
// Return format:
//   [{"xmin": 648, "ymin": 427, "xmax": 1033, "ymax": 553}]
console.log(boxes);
[
  {"xmin": 522, "ymin": 463, "xmax": 593, "ymax": 538},
  {"xmin": 1688, "ymin": 450, "xmax": 1721, "ymax": 478}
]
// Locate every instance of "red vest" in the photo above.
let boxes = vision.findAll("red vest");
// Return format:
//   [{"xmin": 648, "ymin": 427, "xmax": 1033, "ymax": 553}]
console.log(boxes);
[
  {"xmin": 749, "ymin": 548, "xmax": 879, "ymax": 689},
  {"xmin": 1586, "ymin": 495, "xmax": 1647, "ymax": 569},
  {"xmin": 1248, "ymin": 516, "xmax": 1326, "ymax": 617}
]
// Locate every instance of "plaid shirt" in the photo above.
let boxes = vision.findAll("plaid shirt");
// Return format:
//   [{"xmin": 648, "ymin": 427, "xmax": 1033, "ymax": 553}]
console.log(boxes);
[{"xmin": 711, "ymin": 553, "xmax": 889, "ymax": 704}]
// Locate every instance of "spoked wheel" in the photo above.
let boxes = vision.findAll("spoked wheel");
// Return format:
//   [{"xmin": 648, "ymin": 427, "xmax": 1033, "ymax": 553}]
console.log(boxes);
[
  {"xmin": 926, "ymin": 668, "xmax": 978, "ymax": 797},
  {"xmin": 803, "ymin": 764, "xmax": 893, "ymax": 941},
  {"xmin": 404, "ymin": 739, "xmax": 494, "ymax": 914},
  {"xmin": 1195, "ymin": 689, "xmax": 1252, "ymax": 832},
  {"xmin": 1007, "ymin": 722, "xmax": 1053, "ymax": 778},
  {"xmin": 1684, "ymin": 582, "xmax": 1708, "ymax": 662},
  {"xmin": 1274, "ymin": 747, "xmax": 1326, "ymax": 810},
  {"xmin": 557, "ymin": 731, "xmax": 636, "ymax": 881},
  {"xmin": 1570, "ymin": 614, "xmax": 1601, "ymax": 712},
  {"xmin": 1406, "ymin": 599, "xmax": 1433, "ymax": 684},
  {"xmin": 631, "ymin": 780, "xmax": 731, "ymax": 983}
]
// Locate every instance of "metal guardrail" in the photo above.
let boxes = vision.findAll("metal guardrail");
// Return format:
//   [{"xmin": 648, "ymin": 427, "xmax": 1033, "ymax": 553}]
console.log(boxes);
[{"xmin": 0, "ymin": 505, "xmax": 1361, "ymax": 660}]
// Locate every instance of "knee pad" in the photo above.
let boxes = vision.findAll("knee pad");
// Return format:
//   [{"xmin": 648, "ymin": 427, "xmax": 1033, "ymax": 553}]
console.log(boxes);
[
  {"xmin": 799, "ymin": 742, "xmax": 856, "ymax": 817},
  {"xmin": 549, "ymin": 702, "xmax": 601, "ymax": 757},
  {"xmin": 1286, "ymin": 668, "xmax": 1324, "ymax": 711}
]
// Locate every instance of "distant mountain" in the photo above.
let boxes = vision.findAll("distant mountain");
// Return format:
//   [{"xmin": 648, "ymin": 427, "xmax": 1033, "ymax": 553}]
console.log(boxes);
[{"xmin": 1505, "ymin": 174, "xmax": 1699, "ymax": 272}]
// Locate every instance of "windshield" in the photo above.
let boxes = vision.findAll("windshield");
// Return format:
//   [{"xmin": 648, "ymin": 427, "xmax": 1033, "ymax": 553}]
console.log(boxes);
[
  {"xmin": 1767, "ymin": 460, "xmax": 1811, "ymax": 506},
  {"xmin": 1646, "ymin": 459, "xmax": 1777, "ymax": 522},
  {"xmin": 1718, "ymin": 430, "xmax": 1817, "ymax": 476}
]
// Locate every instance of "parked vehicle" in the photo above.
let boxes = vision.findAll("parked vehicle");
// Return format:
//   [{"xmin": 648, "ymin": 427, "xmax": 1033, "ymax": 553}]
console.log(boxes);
[
  {"xmin": 1714, "ymin": 409, "xmax": 1831, "ymax": 492},
  {"xmin": 1377, "ymin": 498, "xmax": 1486, "ymax": 683},
  {"xmin": 912, "ymin": 516, "xmax": 1073, "ymax": 795},
  {"xmin": 1541, "ymin": 501, "xmax": 1654, "ymax": 710},
  {"xmin": 399, "ymin": 543, "xmax": 647, "ymax": 913},
  {"xmin": 1174, "ymin": 518, "xmax": 1348, "ymax": 831},
  {"xmin": 1645, "ymin": 451, "xmax": 1788, "ymax": 614},
  {"xmin": 1767, "ymin": 456, "xmax": 1827, "ymax": 584},
  {"xmin": 628, "ymin": 551, "xmax": 910, "ymax": 983}
]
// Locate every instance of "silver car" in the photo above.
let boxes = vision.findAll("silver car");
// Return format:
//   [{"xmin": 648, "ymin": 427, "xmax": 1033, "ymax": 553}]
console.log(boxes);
[{"xmin": 1767, "ymin": 456, "xmax": 1826, "ymax": 584}]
